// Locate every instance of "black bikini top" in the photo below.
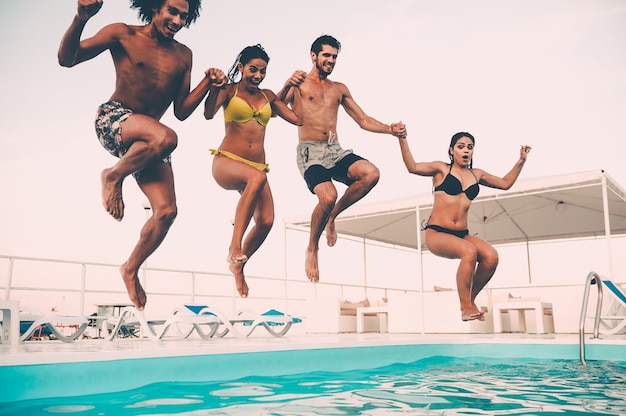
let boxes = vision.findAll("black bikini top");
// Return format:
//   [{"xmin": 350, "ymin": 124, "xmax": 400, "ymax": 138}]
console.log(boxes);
[{"xmin": 434, "ymin": 164, "xmax": 480, "ymax": 200}]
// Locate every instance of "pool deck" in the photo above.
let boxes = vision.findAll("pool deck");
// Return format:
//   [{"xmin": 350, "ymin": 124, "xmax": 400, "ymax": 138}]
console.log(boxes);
[
  {"xmin": 2, "ymin": 331, "xmax": 626, "ymax": 366},
  {"xmin": 2, "ymin": 331, "xmax": 626, "ymax": 403}
]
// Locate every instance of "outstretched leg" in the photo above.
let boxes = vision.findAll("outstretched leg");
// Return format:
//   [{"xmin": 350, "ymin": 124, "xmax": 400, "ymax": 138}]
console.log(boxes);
[
  {"xmin": 227, "ymin": 181, "xmax": 275, "ymax": 298},
  {"xmin": 121, "ymin": 162, "xmax": 177, "ymax": 310},
  {"xmin": 100, "ymin": 114, "xmax": 177, "ymax": 221},
  {"xmin": 306, "ymin": 182, "xmax": 338, "ymax": 282},
  {"xmin": 325, "ymin": 160, "xmax": 379, "ymax": 247},
  {"xmin": 212, "ymin": 156, "xmax": 274, "ymax": 297}
]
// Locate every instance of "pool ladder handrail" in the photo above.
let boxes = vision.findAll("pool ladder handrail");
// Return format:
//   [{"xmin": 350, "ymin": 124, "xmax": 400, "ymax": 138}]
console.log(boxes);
[{"xmin": 578, "ymin": 271, "xmax": 604, "ymax": 364}]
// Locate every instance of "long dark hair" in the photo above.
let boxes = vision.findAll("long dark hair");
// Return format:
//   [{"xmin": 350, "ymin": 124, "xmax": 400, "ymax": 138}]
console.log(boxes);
[
  {"xmin": 227, "ymin": 44, "xmax": 270, "ymax": 83},
  {"xmin": 448, "ymin": 132, "xmax": 475, "ymax": 168},
  {"xmin": 131, "ymin": 0, "xmax": 202, "ymax": 27}
]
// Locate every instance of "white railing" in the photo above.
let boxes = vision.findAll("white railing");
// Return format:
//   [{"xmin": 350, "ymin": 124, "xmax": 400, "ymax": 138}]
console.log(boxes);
[{"xmin": 0, "ymin": 254, "xmax": 409, "ymax": 319}]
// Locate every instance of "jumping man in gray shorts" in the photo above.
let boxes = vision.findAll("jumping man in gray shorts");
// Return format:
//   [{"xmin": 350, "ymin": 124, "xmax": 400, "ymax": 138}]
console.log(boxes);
[
  {"xmin": 296, "ymin": 140, "xmax": 364, "ymax": 193},
  {"xmin": 278, "ymin": 34, "xmax": 407, "ymax": 282}
]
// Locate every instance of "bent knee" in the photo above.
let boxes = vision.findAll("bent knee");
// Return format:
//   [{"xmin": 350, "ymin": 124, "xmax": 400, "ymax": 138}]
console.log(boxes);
[
  {"xmin": 256, "ymin": 213, "xmax": 274, "ymax": 232},
  {"xmin": 314, "ymin": 184, "xmax": 338, "ymax": 207},
  {"xmin": 318, "ymin": 194, "xmax": 337, "ymax": 210},
  {"xmin": 246, "ymin": 170, "xmax": 268, "ymax": 192},
  {"xmin": 481, "ymin": 250, "xmax": 499, "ymax": 268},
  {"xmin": 351, "ymin": 162, "xmax": 380, "ymax": 185},
  {"xmin": 368, "ymin": 165, "xmax": 381, "ymax": 184},
  {"xmin": 157, "ymin": 128, "xmax": 178, "ymax": 154},
  {"xmin": 153, "ymin": 205, "xmax": 177, "ymax": 224},
  {"xmin": 459, "ymin": 246, "xmax": 479, "ymax": 263}
]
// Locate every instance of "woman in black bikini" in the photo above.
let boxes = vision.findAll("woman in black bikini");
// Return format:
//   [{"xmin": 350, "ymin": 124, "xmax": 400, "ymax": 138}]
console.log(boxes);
[{"xmin": 397, "ymin": 132, "xmax": 531, "ymax": 321}]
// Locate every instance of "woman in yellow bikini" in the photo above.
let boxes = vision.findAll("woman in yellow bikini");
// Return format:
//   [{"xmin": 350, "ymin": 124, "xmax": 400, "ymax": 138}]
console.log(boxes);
[
  {"xmin": 397, "ymin": 132, "xmax": 531, "ymax": 321},
  {"xmin": 204, "ymin": 44, "xmax": 302, "ymax": 297}
]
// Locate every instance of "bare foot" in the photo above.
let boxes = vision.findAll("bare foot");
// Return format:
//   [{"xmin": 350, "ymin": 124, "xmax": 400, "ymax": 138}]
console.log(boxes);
[
  {"xmin": 119, "ymin": 263, "xmax": 147, "ymax": 310},
  {"xmin": 305, "ymin": 248, "xmax": 320, "ymax": 282},
  {"xmin": 325, "ymin": 220, "xmax": 337, "ymax": 247},
  {"xmin": 461, "ymin": 305, "xmax": 485, "ymax": 321},
  {"xmin": 227, "ymin": 248, "xmax": 248, "ymax": 264},
  {"xmin": 101, "ymin": 168, "xmax": 124, "ymax": 221},
  {"xmin": 229, "ymin": 262, "xmax": 249, "ymax": 297}
]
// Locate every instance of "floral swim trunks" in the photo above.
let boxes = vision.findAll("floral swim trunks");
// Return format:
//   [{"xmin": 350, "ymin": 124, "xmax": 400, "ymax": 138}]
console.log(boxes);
[{"xmin": 94, "ymin": 101, "xmax": 171, "ymax": 178}]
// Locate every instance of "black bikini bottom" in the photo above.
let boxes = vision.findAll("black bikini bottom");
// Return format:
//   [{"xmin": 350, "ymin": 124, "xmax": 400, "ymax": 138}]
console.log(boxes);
[{"xmin": 425, "ymin": 224, "xmax": 469, "ymax": 239}]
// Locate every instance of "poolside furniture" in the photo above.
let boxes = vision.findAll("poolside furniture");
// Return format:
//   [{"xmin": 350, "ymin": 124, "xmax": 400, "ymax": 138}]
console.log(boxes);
[
  {"xmin": 93, "ymin": 303, "xmax": 133, "ymax": 337},
  {"xmin": 594, "ymin": 280, "xmax": 626, "ymax": 335},
  {"xmin": 305, "ymin": 298, "xmax": 382, "ymax": 333},
  {"xmin": 105, "ymin": 306, "xmax": 220, "ymax": 341},
  {"xmin": 0, "ymin": 300, "xmax": 20, "ymax": 345},
  {"xmin": 182, "ymin": 305, "xmax": 302, "ymax": 338},
  {"xmin": 18, "ymin": 307, "xmax": 89, "ymax": 342},
  {"xmin": 356, "ymin": 304, "xmax": 389, "ymax": 333},
  {"xmin": 492, "ymin": 298, "xmax": 554, "ymax": 334}
]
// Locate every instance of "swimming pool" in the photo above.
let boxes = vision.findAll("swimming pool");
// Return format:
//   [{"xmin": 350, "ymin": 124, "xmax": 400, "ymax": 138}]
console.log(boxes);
[{"xmin": 1, "ymin": 336, "xmax": 626, "ymax": 414}]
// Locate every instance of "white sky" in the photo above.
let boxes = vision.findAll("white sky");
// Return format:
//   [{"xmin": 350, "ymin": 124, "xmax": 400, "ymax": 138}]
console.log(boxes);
[{"xmin": 1, "ymin": 0, "xmax": 625, "ymax": 282}]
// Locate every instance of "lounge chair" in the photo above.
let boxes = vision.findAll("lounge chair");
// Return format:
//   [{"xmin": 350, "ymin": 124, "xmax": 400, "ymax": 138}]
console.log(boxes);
[
  {"xmin": 596, "ymin": 279, "xmax": 626, "ymax": 335},
  {"xmin": 105, "ymin": 306, "xmax": 220, "ymax": 341},
  {"xmin": 19, "ymin": 307, "xmax": 89, "ymax": 342},
  {"xmin": 182, "ymin": 305, "xmax": 302, "ymax": 338}
]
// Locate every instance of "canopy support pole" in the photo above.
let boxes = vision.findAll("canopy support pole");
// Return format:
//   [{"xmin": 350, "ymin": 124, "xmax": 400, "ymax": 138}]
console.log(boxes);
[{"xmin": 601, "ymin": 173, "xmax": 614, "ymax": 280}]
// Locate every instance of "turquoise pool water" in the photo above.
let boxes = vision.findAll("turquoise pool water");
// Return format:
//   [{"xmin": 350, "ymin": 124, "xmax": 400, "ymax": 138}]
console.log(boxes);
[{"xmin": 2, "ymin": 356, "xmax": 625, "ymax": 415}]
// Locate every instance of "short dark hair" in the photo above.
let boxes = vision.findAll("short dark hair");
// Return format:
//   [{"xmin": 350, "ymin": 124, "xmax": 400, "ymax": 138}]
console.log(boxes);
[
  {"xmin": 310, "ymin": 35, "xmax": 341, "ymax": 54},
  {"xmin": 131, "ymin": 0, "xmax": 202, "ymax": 27}
]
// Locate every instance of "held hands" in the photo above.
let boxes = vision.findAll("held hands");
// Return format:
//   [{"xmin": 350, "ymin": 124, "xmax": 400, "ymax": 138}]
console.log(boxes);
[
  {"xmin": 519, "ymin": 145, "xmax": 532, "ymax": 161},
  {"xmin": 390, "ymin": 121, "xmax": 407, "ymax": 139},
  {"xmin": 287, "ymin": 70, "xmax": 307, "ymax": 88},
  {"xmin": 205, "ymin": 68, "xmax": 228, "ymax": 88},
  {"xmin": 77, "ymin": 0, "xmax": 103, "ymax": 20}
]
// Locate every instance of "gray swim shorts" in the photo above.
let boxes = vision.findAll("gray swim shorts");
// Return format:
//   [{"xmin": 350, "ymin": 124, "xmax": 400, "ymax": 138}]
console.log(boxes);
[
  {"xmin": 296, "ymin": 140, "xmax": 364, "ymax": 193},
  {"xmin": 94, "ymin": 101, "xmax": 171, "ymax": 171}
]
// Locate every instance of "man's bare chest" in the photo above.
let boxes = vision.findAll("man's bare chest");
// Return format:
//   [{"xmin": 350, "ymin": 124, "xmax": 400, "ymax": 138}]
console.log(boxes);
[
  {"xmin": 116, "ymin": 39, "xmax": 186, "ymax": 78},
  {"xmin": 301, "ymin": 84, "xmax": 341, "ymax": 107}
]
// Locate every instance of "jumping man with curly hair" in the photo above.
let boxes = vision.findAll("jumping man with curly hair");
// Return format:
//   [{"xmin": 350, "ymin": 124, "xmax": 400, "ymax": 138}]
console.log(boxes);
[{"xmin": 58, "ymin": 0, "xmax": 226, "ymax": 310}]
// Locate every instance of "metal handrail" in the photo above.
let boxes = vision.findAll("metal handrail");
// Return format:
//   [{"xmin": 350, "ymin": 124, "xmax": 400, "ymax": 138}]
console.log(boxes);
[{"xmin": 578, "ymin": 271, "xmax": 603, "ymax": 363}]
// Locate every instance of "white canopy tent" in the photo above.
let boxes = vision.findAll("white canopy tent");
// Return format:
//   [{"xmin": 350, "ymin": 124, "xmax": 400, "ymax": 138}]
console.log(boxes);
[{"xmin": 285, "ymin": 170, "xmax": 626, "ymax": 282}]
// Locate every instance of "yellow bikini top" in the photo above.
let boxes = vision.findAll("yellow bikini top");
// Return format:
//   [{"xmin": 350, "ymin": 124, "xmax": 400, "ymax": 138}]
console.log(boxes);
[{"xmin": 223, "ymin": 84, "xmax": 272, "ymax": 127}]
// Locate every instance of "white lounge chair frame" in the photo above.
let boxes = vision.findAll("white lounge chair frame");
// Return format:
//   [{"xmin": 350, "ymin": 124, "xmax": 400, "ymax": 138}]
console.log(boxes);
[
  {"xmin": 597, "ymin": 280, "xmax": 626, "ymax": 335},
  {"xmin": 105, "ymin": 306, "xmax": 219, "ymax": 341},
  {"xmin": 19, "ymin": 307, "xmax": 89, "ymax": 342},
  {"xmin": 182, "ymin": 305, "xmax": 300, "ymax": 338}
]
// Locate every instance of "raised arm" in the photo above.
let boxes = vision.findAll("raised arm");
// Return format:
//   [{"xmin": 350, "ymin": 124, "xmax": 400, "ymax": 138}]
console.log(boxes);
[
  {"xmin": 268, "ymin": 85, "xmax": 303, "ymax": 126},
  {"xmin": 477, "ymin": 145, "xmax": 532, "ymax": 190},
  {"xmin": 339, "ymin": 83, "xmax": 406, "ymax": 138},
  {"xmin": 58, "ymin": 0, "xmax": 115, "ymax": 67},
  {"xmin": 204, "ymin": 81, "xmax": 232, "ymax": 120},
  {"xmin": 276, "ymin": 70, "xmax": 307, "ymax": 106},
  {"xmin": 397, "ymin": 137, "xmax": 443, "ymax": 177},
  {"xmin": 175, "ymin": 66, "xmax": 227, "ymax": 121}
]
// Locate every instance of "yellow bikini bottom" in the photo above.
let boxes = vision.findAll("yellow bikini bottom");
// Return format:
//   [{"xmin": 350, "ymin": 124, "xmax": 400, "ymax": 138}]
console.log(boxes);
[{"xmin": 210, "ymin": 148, "xmax": 270, "ymax": 173}]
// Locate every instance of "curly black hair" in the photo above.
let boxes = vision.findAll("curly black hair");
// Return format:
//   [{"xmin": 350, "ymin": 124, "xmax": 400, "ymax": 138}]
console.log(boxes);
[{"xmin": 130, "ymin": 0, "xmax": 202, "ymax": 28}]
